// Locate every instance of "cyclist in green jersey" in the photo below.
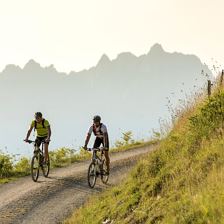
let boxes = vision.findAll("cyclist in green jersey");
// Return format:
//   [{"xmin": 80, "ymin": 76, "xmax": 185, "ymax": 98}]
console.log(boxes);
[{"xmin": 24, "ymin": 112, "xmax": 51, "ymax": 164}]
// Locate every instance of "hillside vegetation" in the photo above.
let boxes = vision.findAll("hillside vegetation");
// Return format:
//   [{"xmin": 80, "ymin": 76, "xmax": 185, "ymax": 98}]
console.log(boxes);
[{"xmin": 65, "ymin": 77, "xmax": 224, "ymax": 224}]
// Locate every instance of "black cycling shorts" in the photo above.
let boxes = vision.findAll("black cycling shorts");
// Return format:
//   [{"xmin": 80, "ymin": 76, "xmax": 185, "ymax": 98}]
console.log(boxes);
[
  {"xmin": 35, "ymin": 136, "xmax": 49, "ymax": 147},
  {"xmin": 93, "ymin": 137, "xmax": 109, "ymax": 151}
]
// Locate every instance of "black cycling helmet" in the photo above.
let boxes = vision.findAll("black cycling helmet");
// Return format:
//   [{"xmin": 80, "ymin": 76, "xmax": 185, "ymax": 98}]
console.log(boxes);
[
  {"xmin": 93, "ymin": 115, "xmax": 101, "ymax": 122},
  {"xmin": 35, "ymin": 112, "xmax": 42, "ymax": 118}
]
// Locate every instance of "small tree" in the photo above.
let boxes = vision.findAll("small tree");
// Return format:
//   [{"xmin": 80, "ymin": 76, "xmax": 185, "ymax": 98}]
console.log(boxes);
[
  {"xmin": 114, "ymin": 131, "xmax": 134, "ymax": 148},
  {"xmin": 122, "ymin": 131, "xmax": 133, "ymax": 145}
]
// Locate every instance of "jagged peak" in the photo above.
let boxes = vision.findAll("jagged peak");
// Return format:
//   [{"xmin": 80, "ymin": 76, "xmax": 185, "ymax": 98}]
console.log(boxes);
[
  {"xmin": 23, "ymin": 59, "xmax": 41, "ymax": 70},
  {"xmin": 148, "ymin": 43, "xmax": 165, "ymax": 55},
  {"xmin": 45, "ymin": 64, "xmax": 57, "ymax": 72},
  {"xmin": 96, "ymin": 54, "xmax": 111, "ymax": 67}
]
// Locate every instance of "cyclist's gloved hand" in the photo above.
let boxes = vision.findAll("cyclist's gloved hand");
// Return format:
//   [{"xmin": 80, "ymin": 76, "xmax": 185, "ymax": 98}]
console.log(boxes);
[
  {"xmin": 24, "ymin": 139, "xmax": 29, "ymax": 142},
  {"xmin": 45, "ymin": 138, "xmax": 50, "ymax": 143}
]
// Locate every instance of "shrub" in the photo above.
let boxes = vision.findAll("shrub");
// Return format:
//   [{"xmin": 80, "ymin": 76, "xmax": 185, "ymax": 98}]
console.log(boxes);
[
  {"xmin": 14, "ymin": 157, "xmax": 30, "ymax": 176},
  {"xmin": 0, "ymin": 152, "xmax": 13, "ymax": 178}
]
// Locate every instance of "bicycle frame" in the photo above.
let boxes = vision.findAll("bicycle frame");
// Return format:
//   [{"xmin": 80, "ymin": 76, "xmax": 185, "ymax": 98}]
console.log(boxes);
[
  {"xmin": 35, "ymin": 144, "xmax": 44, "ymax": 165},
  {"xmin": 28, "ymin": 140, "xmax": 44, "ymax": 160},
  {"xmin": 91, "ymin": 148, "xmax": 104, "ymax": 165}
]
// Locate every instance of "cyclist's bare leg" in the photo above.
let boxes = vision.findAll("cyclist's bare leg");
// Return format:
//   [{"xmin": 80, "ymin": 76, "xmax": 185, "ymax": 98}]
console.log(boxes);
[
  {"xmin": 44, "ymin": 143, "xmax": 49, "ymax": 163},
  {"xmin": 104, "ymin": 151, "xmax": 110, "ymax": 173}
]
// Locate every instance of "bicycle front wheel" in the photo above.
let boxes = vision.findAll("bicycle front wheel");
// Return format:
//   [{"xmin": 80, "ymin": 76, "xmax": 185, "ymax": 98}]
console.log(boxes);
[
  {"xmin": 42, "ymin": 159, "xmax": 50, "ymax": 177},
  {"xmin": 88, "ymin": 162, "xmax": 97, "ymax": 188},
  {"xmin": 101, "ymin": 159, "xmax": 109, "ymax": 184},
  {"xmin": 31, "ymin": 155, "xmax": 39, "ymax": 182}
]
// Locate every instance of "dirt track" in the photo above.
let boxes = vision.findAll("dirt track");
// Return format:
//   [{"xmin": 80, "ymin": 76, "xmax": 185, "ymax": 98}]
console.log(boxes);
[{"xmin": 0, "ymin": 146, "xmax": 154, "ymax": 224}]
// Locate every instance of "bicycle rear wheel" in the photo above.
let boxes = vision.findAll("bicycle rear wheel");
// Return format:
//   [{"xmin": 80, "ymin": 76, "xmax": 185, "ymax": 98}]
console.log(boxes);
[
  {"xmin": 88, "ymin": 162, "xmax": 97, "ymax": 188},
  {"xmin": 42, "ymin": 159, "xmax": 50, "ymax": 177},
  {"xmin": 101, "ymin": 159, "xmax": 109, "ymax": 184},
  {"xmin": 31, "ymin": 155, "xmax": 39, "ymax": 182}
]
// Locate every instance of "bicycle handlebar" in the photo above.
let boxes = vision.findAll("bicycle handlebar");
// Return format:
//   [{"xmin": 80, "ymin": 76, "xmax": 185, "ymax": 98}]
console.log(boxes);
[
  {"xmin": 24, "ymin": 139, "xmax": 49, "ymax": 144},
  {"xmin": 24, "ymin": 140, "xmax": 35, "ymax": 144}
]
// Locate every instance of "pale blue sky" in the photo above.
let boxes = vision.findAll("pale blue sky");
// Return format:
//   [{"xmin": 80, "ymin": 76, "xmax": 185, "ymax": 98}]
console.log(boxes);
[{"xmin": 0, "ymin": 0, "xmax": 223, "ymax": 72}]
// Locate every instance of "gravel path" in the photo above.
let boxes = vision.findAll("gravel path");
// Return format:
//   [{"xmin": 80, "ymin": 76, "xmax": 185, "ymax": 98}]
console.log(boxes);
[{"xmin": 0, "ymin": 145, "xmax": 154, "ymax": 224}]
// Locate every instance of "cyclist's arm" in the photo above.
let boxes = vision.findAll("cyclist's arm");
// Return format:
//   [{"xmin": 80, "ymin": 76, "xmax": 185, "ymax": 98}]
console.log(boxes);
[
  {"xmin": 84, "ymin": 133, "xmax": 91, "ymax": 148},
  {"xmin": 103, "ymin": 132, "xmax": 109, "ymax": 149},
  {"xmin": 101, "ymin": 125, "xmax": 109, "ymax": 149},
  {"xmin": 25, "ymin": 126, "xmax": 33, "ymax": 141},
  {"xmin": 46, "ymin": 126, "xmax": 51, "ymax": 141},
  {"xmin": 85, "ymin": 126, "xmax": 93, "ymax": 148}
]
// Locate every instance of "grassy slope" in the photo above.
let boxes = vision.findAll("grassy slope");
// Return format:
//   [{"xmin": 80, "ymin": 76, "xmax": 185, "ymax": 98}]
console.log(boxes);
[{"xmin": 65, "ymin": 87, "xmax": 224, "ymax": 224}]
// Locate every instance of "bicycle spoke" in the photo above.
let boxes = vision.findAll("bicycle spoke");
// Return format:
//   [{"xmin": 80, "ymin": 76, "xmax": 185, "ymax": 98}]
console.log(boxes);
[
  {"xmin": 88, "ymin": 163, "xmax": 97, "ymax": 188},
  {"xmin": 101, "ymin": 160, "xmax": 109, "ymax": 184},
  {"xmin": 31, "ymin": 156, "xmax": 39, "ymax": 182}
]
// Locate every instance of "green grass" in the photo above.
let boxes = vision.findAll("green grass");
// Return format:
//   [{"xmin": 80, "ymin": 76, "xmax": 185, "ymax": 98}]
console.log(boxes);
[
  {"xmin": 65, "ymin": 83, "xmax": 224, "ymax": 223},
  {"xmin": 110, "ymin": 140, "xmax": 157, "ymax": 153},
  {"xmin": 0, "ymin": 177, "xmax": 18, "ymax": 184}
]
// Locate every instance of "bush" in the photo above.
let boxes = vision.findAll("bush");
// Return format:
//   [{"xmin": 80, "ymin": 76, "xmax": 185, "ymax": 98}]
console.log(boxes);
[
  {"xmin": 14, "ymin": 157, "xmax": 30, "ymax": 176},
  {"xmin": 50, "ymin": 147, "xmax": 91, "ymax": 168},
  {"xmin": 50, "ymin": 147, "xmax": 76, "ymax": 167},
  {"xmin": 0, "ymin": 152, "xmax": 13, "ymax": 178}
]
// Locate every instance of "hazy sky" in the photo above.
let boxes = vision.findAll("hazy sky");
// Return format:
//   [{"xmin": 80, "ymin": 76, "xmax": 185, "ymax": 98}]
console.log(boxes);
[{"xmin": 0, "ymin": 0, "xmax": 223, "ymax": 72}]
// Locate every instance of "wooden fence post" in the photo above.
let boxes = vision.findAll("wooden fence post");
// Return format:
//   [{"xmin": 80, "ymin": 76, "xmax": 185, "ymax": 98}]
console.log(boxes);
[
  {"xmin": 220, "ymin": 70, "xmax": 224, "ymax": 87},
  {"xmin": 208, "ymin": 80, "xmax": 212, "ymax": 97}
]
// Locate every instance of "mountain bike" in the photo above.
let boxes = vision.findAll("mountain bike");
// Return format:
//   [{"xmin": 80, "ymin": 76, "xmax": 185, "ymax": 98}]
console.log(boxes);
[
  {"xmin": 86, "ymin": 147, "xmax": 109, "ymax": 188},
  {"xmin": 25, "ymin": 140, "xmax": 50, "ymax": 182}
]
